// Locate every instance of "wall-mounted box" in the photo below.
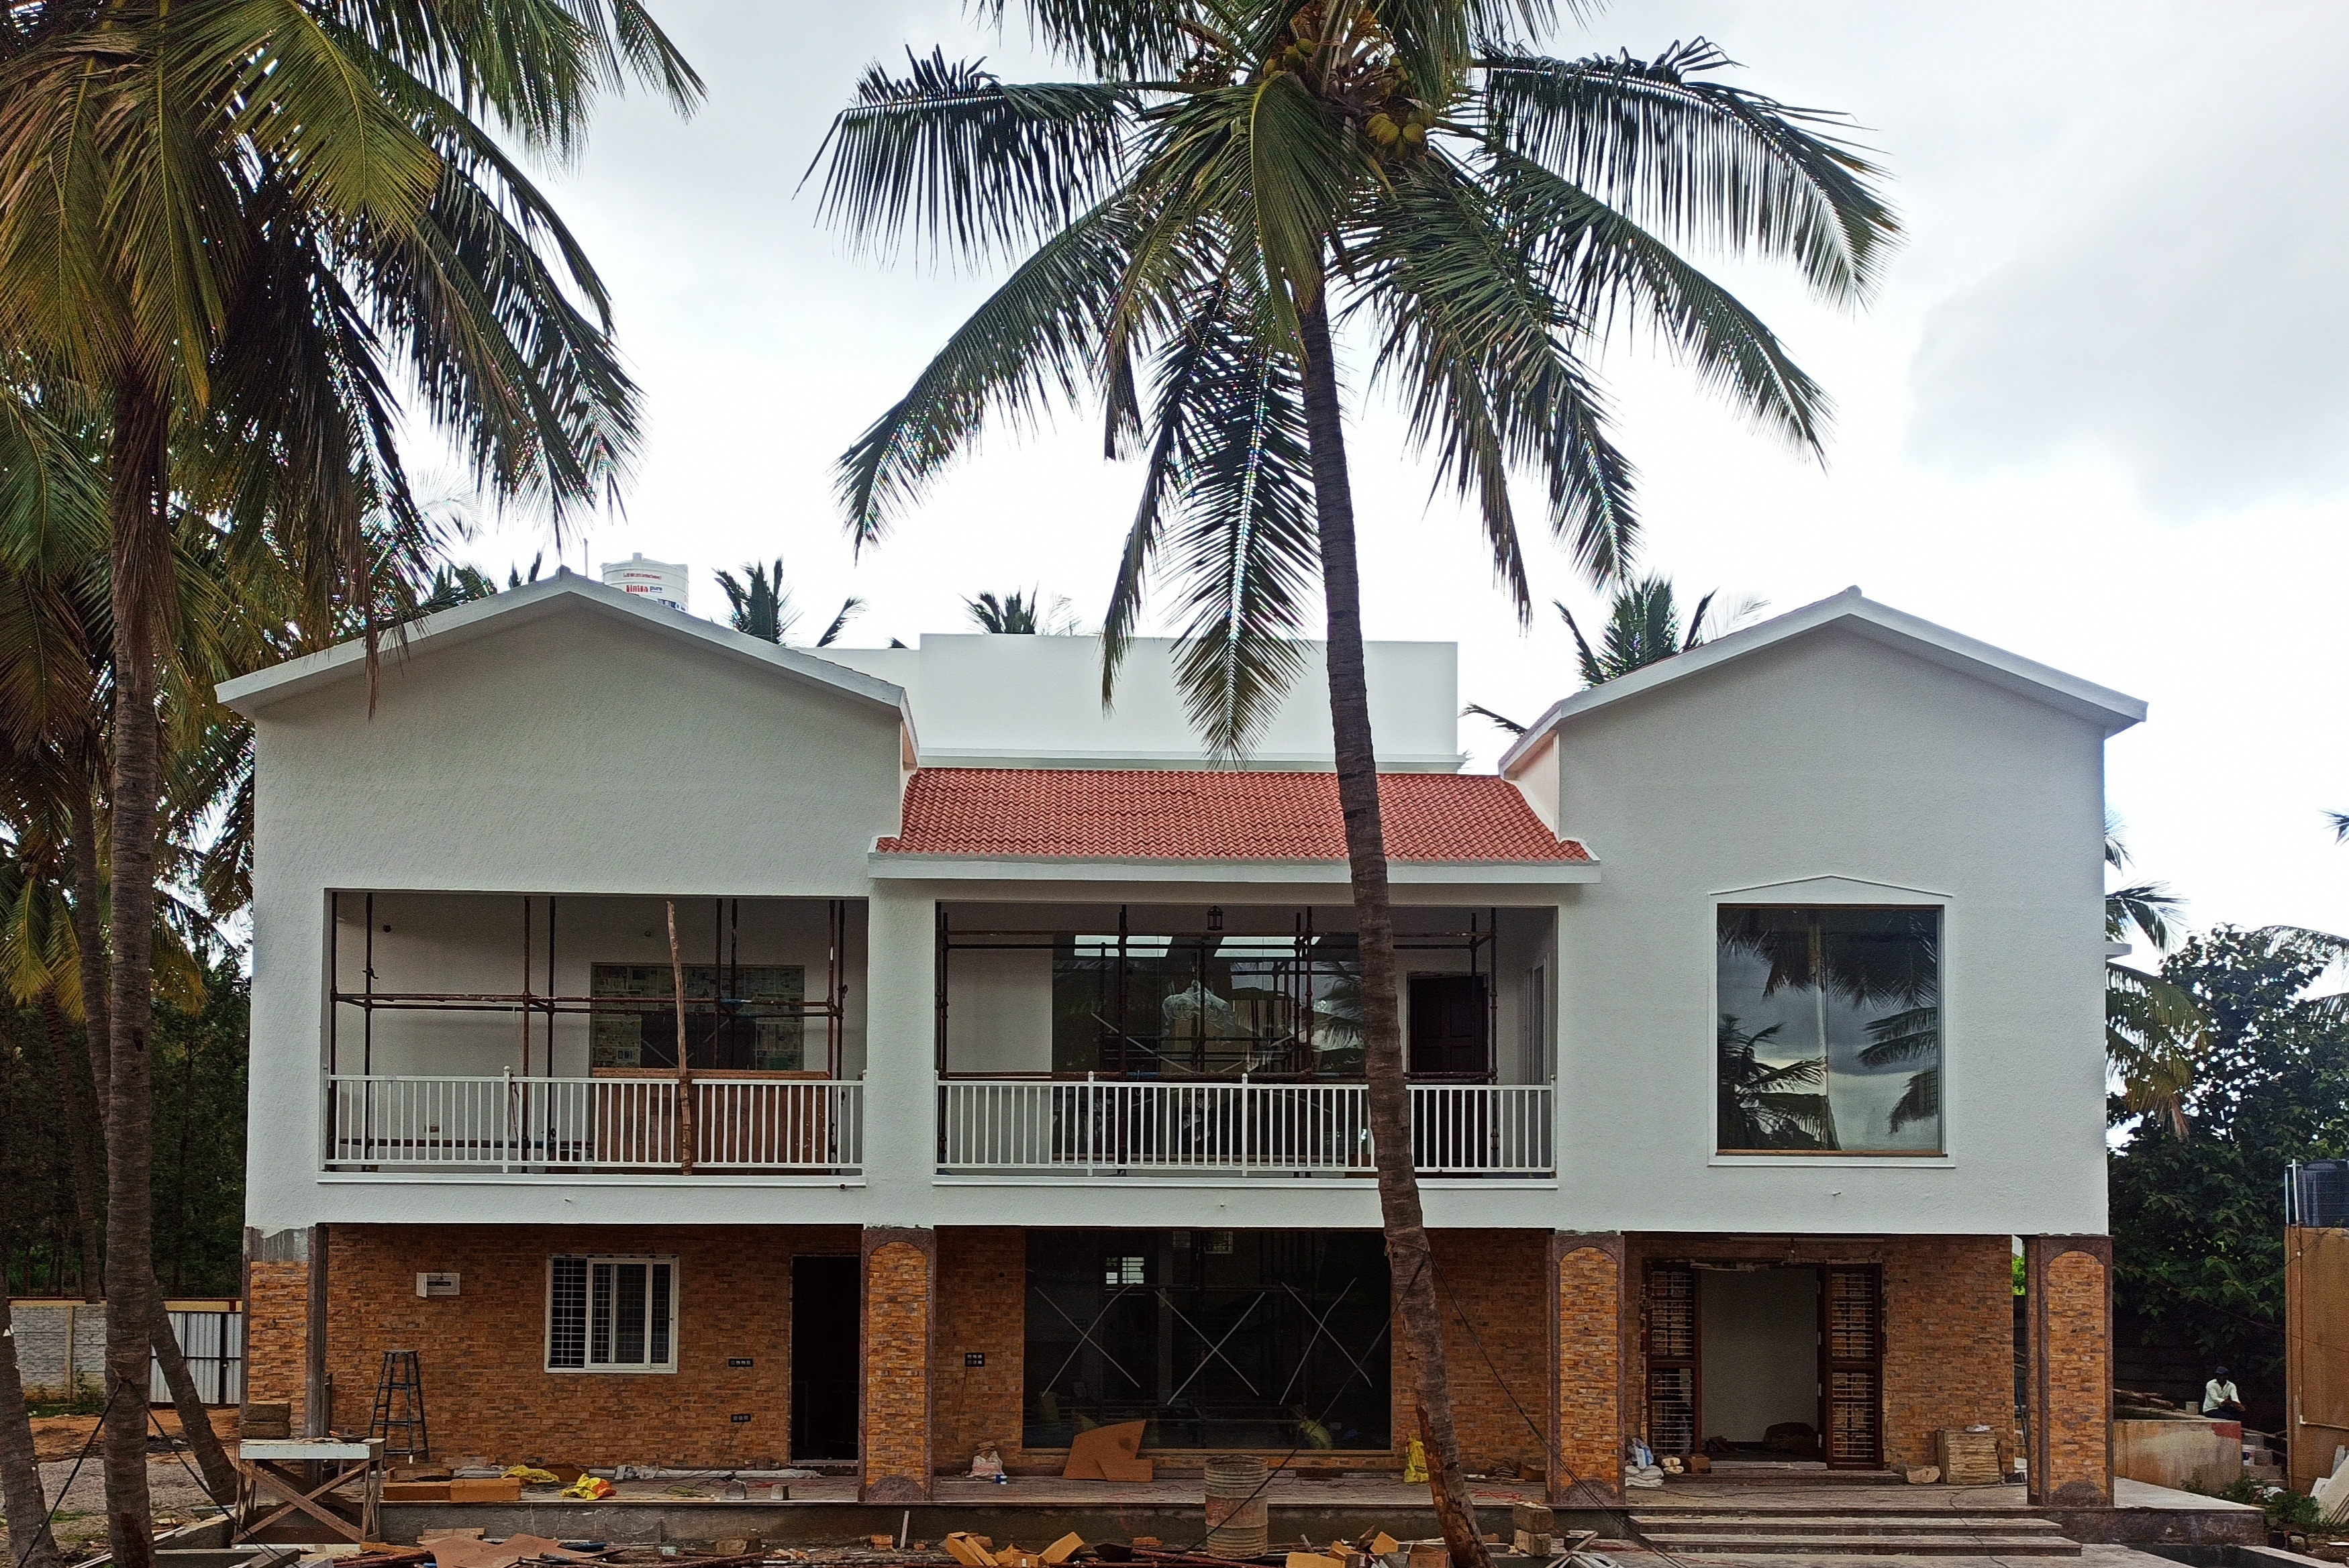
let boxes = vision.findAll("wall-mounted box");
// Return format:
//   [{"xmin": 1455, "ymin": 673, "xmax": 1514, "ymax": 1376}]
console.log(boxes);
[{"xmin": 416, "ymin": 1272, "xmax": 459, "ymax": 1298}]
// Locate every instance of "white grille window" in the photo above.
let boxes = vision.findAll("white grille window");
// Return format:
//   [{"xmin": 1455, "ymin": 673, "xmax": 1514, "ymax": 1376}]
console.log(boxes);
[
  {"xmin": 1104, "ymin": 1255, "xmax": 1146, "ymax": 1286},
  {"xmin": 547, "ymin": 1256, "xmax": 676, "ymax": 1371}
]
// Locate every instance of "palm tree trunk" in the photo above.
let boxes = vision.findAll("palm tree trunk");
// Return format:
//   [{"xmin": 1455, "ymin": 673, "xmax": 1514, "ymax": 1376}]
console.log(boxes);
[
  {"xmin": 0, "ymin": 1292, "xmax": 64, "ymax": 1568},
  {"xmin": 72, "ymin": 781, "xmax": 111, "ymax": 1099},
  {"xmin": 38, "ymin": 994, "xmax": 107, "ymax": 1298},
  {"xmin": 149, "ymin": 1300, "xmax": 238, "ymax": 1502},
  {"xmin": 101, "ymin": 382, "xmax": 167, "ymax": 1568},
  {"xmin": 1295, "ymin": 287, "xmax": 1491, "ymax": 1568}
]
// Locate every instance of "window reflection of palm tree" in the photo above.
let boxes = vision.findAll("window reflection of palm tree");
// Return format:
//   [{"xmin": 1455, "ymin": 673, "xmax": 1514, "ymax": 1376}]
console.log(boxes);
[
  {"xmin": 1717, "ymin": 1016, "xmax": 1829, "ymax": 1149},
  {"xmin": 1721, "ymin": 908, "xmax": 1939, "ymax": 1147}
]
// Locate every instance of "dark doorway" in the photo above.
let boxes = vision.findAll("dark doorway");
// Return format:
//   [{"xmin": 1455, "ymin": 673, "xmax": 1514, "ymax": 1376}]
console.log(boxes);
[
  {"xmin": 792, "ymin": 1255, "xmax": 859, "ymax": 1461},
  {"xmin": 1407, "ymin": 974, "xmax": 1490, "ymax": 1078}
]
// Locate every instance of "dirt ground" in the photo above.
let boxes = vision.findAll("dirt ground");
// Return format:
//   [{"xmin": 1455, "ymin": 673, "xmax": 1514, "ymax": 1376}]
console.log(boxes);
[
  {"xmin": 29, "ymin": 1406, "xmax": 240, "ymax": 1464},
  {"xmin": 1, "ymin": 1444, "xmax": 230, "ymax": 1562}
]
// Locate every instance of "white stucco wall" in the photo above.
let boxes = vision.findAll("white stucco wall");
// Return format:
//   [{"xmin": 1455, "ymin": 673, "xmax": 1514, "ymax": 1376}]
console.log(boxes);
[
  {"xmin": 819, "ymin": 635, "xmax": 1464, "ymax": 770},
  {"xmin": 243, "ymin": 601, "xmax": 906, "ymax": 1230},
  {"xmin": 1542, "ymin": 625, "xmax": 2111, "ymax": 1235},
  {"xmin": 240, "ymin": 592, "xmax": 2117, "ymax": 1242}
]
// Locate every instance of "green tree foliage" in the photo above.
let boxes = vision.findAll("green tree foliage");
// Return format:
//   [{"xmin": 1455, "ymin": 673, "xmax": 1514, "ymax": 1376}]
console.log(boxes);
[
  {"xmin": 2111, "ymin": 927, "xmax": 2349, "ymax": 1383},
  {"xmin": 150, "ymin": 963, "xmax": 248, "ymax": 1296}
]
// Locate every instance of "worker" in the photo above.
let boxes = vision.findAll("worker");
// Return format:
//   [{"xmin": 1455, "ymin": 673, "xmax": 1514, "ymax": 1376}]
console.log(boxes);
[{"xmin": 2203, "ymin": 1365, "xmax": 2246, "ymax": 1421}]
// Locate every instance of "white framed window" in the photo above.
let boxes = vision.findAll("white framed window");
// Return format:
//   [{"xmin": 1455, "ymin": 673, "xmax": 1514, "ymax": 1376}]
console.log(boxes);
[{"xmin": 546, "ymin": 1256, "xmax": 677, "ymax": 1372}]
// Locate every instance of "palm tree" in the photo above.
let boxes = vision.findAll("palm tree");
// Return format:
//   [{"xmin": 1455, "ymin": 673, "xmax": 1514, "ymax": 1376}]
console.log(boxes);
[
  {"xmin": 1716, "ymin": 1016, "xmax": 1826, "ymax": 1150},
  {"xmin": 2330, "ymin": 811, "xmax": 2347, "ymax": 843},
  {"xmin": 0, "ymin": 6, "xmax": 699, "ymax": 1555},
  {"xmin": 812, "ymin": 1, "xmax": 1893, "ymax": 1530},
  {"xmin": 1466, "ymin": 572, "xmax": 1759, "ymax": 732},
  {"xmin": 2104, "ymin": 825, "xmax": 2207, "ymax": 1137},
  {"xmin": 716, "ymin": 558, "xmax": 864, "ymax": 645},
  {"xmin": 966, "ymin": 587, "xmax": 1076, "ymax": 633}
]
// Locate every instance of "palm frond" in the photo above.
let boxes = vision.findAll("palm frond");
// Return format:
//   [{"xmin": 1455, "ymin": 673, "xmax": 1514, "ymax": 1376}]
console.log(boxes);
[
  {"xmin": 1477, "ymin": 39, "xmax": 1898, "ymax": 303},
  {"xmin": 2107, "ymin": 880, "xmax": 2183, "ymax": 949},
  {"xmin": 1480, "ymin": 145, "xmax": 1830, "ymax": 451},
  {"xmin": 809, "ymin": 51, "xmax": 1134, "ymax": 263},
  {"xmin": 836, "ymin": 197, "xmax": 1136, "ymax": 547},
  {"xmin": 1126, "ymin": 266, "xmax": 1319, "ymax": 757},
  {"xmin": 815, "ymin": 596, "xmax": 864, "ymax": 647},
  {"xmin": 1357, "ymin": 151, "xmax": 1634, "ymax": 596},
  {"xmin": 2330, "ymin": 810, "xmax": 2349, "ymax": 845},
  {"xmin": 1462, "ymin": 702, "xmax": 1523, "ymax": 735}
]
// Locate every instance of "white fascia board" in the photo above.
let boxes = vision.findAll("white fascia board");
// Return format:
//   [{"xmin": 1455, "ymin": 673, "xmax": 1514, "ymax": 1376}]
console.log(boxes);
[
  {"xmin": 1497, "ymin": 586, "xmax": 2148, "ymax": 774},
  {"xmin": 217, "ymin": 571, "xmax": 911, "ymax": 725},
  {"xmin": 866, "ymin": 851, "xmax": 1599, "ymax": 885},
  {"xmin": 916, "ymin": 748, "xmax": 1466, "ymax": 773}
]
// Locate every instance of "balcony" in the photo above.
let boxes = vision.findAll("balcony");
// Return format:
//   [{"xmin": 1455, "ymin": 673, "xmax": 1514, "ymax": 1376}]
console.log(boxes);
[
  {"xmin": 326, "ymin": 1072, "xmax": 862, "ymax": 1173},
  {"xmin": 938, "ymin": 1078, "xmax": 1552, "ymax": 1177},
  {"xmin": 321, "ymin": 890, "xmax": 865, "ymax": 1178}
]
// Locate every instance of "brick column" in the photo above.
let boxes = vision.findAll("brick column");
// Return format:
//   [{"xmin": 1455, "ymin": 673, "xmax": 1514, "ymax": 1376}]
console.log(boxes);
[
  {"xmin": 1549, "ymin": 1232, "xmax": 1626, "ymax": 1505},
  {"xmin": 244, "ymin": 1226, "xmax": 317, "ymax": 1429},
  {"xmin": 860, "ymin": 1226, "xmax": 937, "ymax": 1502},
  {"xmin": 2026, "ymin": 1235, "xmax": 2112, "ymax": 1507}
]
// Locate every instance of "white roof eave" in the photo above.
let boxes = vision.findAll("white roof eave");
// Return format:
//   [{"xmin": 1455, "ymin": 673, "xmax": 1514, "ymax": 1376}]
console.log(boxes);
[
  {"xmin": 215, "ymin": 572, "xmax": 911, "ymax": 724},
  {"xmin": 1497, "ymin": 586, "xmax": 2148, "ymax": 775},
  {"xmin": 865, "ymin": 850, "xmax": 1600, "ymax": 885}
]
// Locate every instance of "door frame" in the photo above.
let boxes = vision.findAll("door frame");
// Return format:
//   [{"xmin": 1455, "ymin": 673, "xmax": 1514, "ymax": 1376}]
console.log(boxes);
[{"xmin": 1643, "ymin": 1258, "xmax": 1885, "ymax": 1470}]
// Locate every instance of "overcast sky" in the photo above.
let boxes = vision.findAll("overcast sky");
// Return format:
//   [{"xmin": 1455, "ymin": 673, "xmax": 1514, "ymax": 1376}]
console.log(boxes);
[{"xmin": 436, "ymin": 1, "xmax": 2349, "ymax": 942}]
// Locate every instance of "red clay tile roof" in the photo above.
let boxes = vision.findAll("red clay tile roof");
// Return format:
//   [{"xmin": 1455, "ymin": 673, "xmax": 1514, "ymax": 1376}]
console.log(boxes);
[{"xmin": 877, "ymin": 769, "xmax": 1592, "ymax": 863}]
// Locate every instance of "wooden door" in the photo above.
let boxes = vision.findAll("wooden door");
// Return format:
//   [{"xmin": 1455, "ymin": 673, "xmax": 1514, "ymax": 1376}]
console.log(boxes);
[
  {"xmin": 1408, "ymin": 974, "xmax": 1491, "ymax": 1078},
  {"xmin": 1820, "ymin": 1265, "xmax": 1883, "ymax": 1467},
  {"xmin": 1644, "ymin": 1263, "xmax": 1699, "ymax": 1459}
]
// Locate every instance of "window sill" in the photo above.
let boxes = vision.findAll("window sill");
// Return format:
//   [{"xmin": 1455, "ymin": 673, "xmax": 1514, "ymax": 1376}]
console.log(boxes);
[
  {"xmin": 1709, "ymin": 1153, "xmax": 1953, "ymax": 1169},
  {"xmin": 543, "ymin": 1364, "xmax": 679, "ymax": 1375}
]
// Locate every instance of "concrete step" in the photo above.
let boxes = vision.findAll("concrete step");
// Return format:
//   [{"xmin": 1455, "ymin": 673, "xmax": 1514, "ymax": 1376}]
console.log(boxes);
[
  {"xmin": 1632, "ymin": 1515, "xmax": 2066, "ymax": 1534},
  {"xmin": 1630, "ymin": 1514, "xmax": 2082, "ymax": 1557},
  {"xmin": 1631, "ymin": 1532, "xmax": 2081, "ymax": 1557}
]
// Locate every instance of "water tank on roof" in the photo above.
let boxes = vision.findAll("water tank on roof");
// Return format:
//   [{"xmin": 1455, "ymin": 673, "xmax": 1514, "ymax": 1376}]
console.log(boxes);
[
  {"xmin": 2294, "ymin": 1160, "xmax": 2349, "ymax": 1228},
  {"xmin": 601, "ymin": 552, "xmax": 689, "ymax": 612}
]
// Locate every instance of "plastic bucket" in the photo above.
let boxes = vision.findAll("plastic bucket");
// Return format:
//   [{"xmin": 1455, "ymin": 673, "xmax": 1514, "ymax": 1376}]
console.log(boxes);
[{"xmin": 1203, "ymin": 1455, "xmax": 1270, "ymax": 1558}]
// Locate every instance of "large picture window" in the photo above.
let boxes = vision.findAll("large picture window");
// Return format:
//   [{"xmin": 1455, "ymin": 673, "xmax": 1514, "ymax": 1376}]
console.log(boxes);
[
  {"xmin": 1715, "ymin": 906, "xmax": 1942, "ymax": 1153},
  {"xmin": 547, "ymin": 1255, "xmax": 677, "ymax": 1371}
]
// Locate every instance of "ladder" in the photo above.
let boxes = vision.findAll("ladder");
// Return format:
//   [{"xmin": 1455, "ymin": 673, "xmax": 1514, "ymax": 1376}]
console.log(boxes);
[{"xmin": 368, "ymin": 1349, "xmax": 429, "ymax": 1462}]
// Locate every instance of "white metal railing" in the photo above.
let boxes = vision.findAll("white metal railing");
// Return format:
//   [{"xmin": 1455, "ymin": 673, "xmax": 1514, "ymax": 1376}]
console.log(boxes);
[
  {"xmin": 326, "ymin": 1072, "xmax": 863, "ymax": 1173},
  {"xmin": 937, "ymin": 1079, "xmax": 1552, "ymax": 1177}
]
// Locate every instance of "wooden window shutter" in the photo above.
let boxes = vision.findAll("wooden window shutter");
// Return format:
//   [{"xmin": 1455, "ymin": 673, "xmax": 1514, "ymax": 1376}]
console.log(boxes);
[
  {"xmin": 1821, "ymin": 1265, "xmax": 1883, "ymax": 1467},
  {"xmin": 1644, "ymin": 1263, "xmax": 1698, "ymax": 1457}
]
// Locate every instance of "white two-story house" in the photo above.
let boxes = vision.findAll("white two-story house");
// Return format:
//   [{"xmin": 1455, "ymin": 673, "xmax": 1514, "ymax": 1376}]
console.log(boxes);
[{"xmin": 226, "ymin": 576, "xmax": 2137, "ymax": 1508}]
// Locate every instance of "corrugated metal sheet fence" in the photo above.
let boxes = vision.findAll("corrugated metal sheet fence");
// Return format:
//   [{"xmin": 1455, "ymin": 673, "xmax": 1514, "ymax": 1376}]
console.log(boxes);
[{"xmin": 9, "ymin": 1300, "xmax": 243, "ymax": 1405}]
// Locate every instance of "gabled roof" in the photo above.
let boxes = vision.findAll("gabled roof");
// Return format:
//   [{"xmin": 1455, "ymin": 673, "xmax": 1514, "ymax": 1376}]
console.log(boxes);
[
  {"xmin": 216, "ymin": 570, "xmax": 911, "ymax": 725},
  {"xmin": 877, "ymin": 768, "xmax": 1593, "ymax": 864},
  {"xmin": 1498, "ymin": 586, "xmax": 2146, "ymax": 775}
]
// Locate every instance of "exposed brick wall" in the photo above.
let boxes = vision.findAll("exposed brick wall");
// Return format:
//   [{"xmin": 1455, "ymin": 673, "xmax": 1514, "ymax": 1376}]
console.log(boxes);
[
  {"xmin": 284, "ymin": 1224, "xmax": 856, "ymax": 1464},
  {"xmin": 861, "ymin": 1230, "xmax": 935, "ymax": 1501},
  {"xmin": 933, "ymin": 1228, "xmax": 1024, "ymax": 1474},
  {"xmin": 247, "ymin": 1261, "xmax": 311, "ymax": 1427},
  {"xmin": 1623, "ymin": 1234, "xmax": 2016, "ymax": 1471},
  {"xmin": 1397, "ymin": 1231, "xmax": 1550, "ymax": 1476},
  {"xmin": 1552, "ymin": 1235, "xmax": 1624, "ymax": 1503},
  {"xmin": 2028, "ymin": 1237, "xmax": 2111, "ymax": 1506}
]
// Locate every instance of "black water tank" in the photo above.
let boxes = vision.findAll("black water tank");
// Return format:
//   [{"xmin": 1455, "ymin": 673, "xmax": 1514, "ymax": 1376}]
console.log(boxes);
[{"xmin": 2297, "ymin": 1160, "xmax": 2349, "ymax": 1227}]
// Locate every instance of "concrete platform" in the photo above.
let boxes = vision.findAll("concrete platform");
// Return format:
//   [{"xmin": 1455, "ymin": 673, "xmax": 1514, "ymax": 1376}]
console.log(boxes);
[{"xmin": 356, "ymin": 1475, "xmax": 2265, "ymax": 1554}]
